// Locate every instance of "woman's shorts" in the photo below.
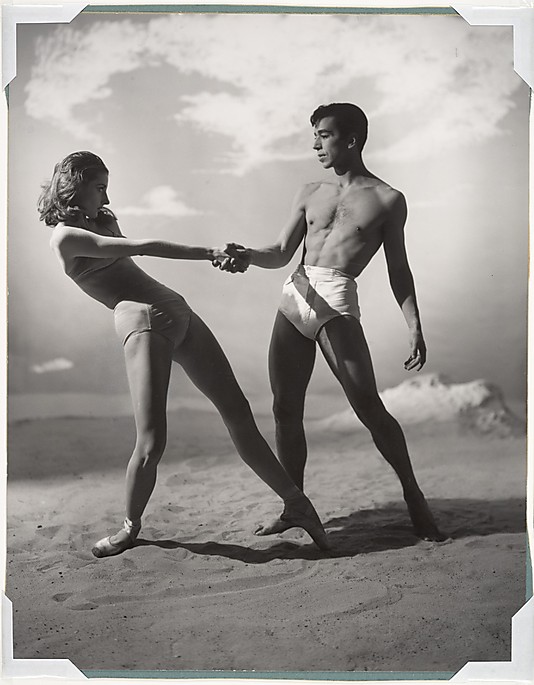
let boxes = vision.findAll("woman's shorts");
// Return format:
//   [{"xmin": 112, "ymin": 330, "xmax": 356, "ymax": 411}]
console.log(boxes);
[{"xmin": 114, "ymin": 297, "xmax": 192, "ymax": 350}]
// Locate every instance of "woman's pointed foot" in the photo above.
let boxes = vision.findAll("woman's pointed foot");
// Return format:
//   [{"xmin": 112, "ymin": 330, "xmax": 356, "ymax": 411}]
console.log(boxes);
[
  {"xmin": 92, "ymin": 518, "xmax": 141, "ymax": 558},
  {"xmin": 255, "ymin": 495, "xmax": 329, "ymax": 550}
]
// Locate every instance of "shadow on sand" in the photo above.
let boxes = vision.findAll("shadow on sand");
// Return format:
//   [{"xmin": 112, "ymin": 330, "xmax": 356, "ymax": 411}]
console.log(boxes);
[{"xmin": 134, "ymin": 496, "xmax": 526, "ymax": 563}]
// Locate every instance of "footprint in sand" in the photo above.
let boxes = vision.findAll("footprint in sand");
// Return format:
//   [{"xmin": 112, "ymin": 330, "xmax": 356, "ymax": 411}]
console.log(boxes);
[
  {"xmin": 121, "ymin": 557, "xmax": 136, "ymax": 570},
  {"xmin": 220, "ymin": 530, "xmax": 242, "ymax": 541},
  {"xmin": 164, "ymin": 504, "xmax": 187, "ymax": 514},
  {"xmin": 69, "ymin": 602, "xmax": 99, "ymax": 611},
  {"xmin": 36, "ymin": 525, "xmax": 62, "ymax": 540},
  {"xmin": 163, "ymin": 548, "xmax": 190, "ymax": 561},
  {"xmin": 36, "ymin": 560, "xmax": 63, "ymax": 572}
]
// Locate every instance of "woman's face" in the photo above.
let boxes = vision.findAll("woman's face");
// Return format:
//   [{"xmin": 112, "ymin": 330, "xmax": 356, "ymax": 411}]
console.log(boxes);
[{"xmin": 74, "ymin": 171, "xmax": 109, "ymax": 220}]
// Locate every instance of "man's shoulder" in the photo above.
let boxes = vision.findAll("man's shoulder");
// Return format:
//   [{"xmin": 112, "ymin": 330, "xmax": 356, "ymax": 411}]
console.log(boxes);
[
  {"xmin": 370, "ymin": 177, "xmax": 403, "ymax": 199},
  {"xmin": 374, "ymin": 184, "xmax": 408, "ymax": 233},
  {"xmin": 297, "ymin": 180, "xmax": 334, "ymax": 201},
  {"xmin": 300, "ymin": 180, "xmax": 329, "ymax": 193},
  {"xmin": 370, "ymin": 181, "xmax": 406, "ymax": 214}
]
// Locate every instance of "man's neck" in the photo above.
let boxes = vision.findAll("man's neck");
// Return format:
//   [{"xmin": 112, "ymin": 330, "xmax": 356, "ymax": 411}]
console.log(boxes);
[{"xmin": 332, "ymin": 156, "xmax": 374, "ymax": 188}]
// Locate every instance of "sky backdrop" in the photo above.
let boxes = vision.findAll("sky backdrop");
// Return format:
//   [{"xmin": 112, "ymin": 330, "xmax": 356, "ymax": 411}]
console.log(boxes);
[{"xmin": 7, "ymin": 9, "xmax": 529, "ymax": 416}]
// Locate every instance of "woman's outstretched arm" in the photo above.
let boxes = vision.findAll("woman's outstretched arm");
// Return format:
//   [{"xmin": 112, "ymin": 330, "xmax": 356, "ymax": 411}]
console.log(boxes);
[{"xmin": 51, "ymin": 224, "xmax": 226, "ymax": 262}]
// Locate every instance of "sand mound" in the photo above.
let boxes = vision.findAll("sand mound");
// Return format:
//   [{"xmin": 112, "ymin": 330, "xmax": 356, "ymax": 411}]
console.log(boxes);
[{"xmin": 314, "ymin": 374, "xmax": 525, "ymax": 438}]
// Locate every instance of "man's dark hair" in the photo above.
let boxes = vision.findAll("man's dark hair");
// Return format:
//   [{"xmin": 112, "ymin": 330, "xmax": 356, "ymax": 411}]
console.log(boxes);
[{"xmin": 310, "ymin": 103, "xmax": 368, "ymax": 152}]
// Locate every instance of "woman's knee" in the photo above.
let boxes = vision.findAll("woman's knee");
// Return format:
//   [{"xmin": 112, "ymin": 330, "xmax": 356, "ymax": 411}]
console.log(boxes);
[
  {"xmin": 133, "ymin": 431, "xmax": 167, "ymax": 467},
  {"xmin": 218, "ymin": 392, "xmax": 253, "ymax": 427}
]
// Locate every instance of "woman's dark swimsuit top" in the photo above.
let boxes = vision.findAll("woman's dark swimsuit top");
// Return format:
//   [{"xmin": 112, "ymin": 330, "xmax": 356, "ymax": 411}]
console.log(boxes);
[{"xmin": 63, "ymin": 220, "xmax": 178, "ymax": 310}]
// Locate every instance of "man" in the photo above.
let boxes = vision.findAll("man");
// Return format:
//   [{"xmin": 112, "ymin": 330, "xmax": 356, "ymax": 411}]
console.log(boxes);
[{"xmin": 219, "ymin": 102, "xmax": 445, "ymax": 542}]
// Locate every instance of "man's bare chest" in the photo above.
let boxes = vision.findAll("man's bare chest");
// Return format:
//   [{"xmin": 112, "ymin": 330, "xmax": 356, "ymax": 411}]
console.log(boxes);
[{"xmin": 305, "ymin": 188, "xmax": 386, "ymax": 242}]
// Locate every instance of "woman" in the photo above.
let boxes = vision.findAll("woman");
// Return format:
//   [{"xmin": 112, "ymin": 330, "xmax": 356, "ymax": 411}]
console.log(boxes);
[{"xmin": 38, "ymin": 151, "xmax": 328, "ymax": 558}]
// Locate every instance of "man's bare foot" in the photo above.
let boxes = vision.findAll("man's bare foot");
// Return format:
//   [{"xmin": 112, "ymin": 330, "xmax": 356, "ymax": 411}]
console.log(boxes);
[
  {"xmin": 255, "ymin": 495, "xmax": 329, "ymax": 550},
  {"xmin": 255, "ymin": 516, "xmax": 293, "ymax": 536},
  {"xmin": 405, "ymin": 491, "xmax": 447, "ymax": 542}
]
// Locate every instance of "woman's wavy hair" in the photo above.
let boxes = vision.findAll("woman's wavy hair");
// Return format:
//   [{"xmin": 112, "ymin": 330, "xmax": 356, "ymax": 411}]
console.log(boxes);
[{"xmin": 38, "ymin": 151, "xmax": 112, "ymax": 227}]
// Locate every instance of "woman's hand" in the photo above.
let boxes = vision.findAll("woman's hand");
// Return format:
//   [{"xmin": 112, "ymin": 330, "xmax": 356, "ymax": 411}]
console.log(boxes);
[{"xmin": 212, "ymin": 243, "xmax": 251, "ymax": 273}]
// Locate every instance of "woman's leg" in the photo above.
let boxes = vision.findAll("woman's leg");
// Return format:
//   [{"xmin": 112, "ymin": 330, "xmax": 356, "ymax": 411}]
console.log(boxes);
[
  {"xmin": 173, "ymin": 313, "xmax": 328, "ymax": 549},
  {"xmin": 93, "ymin": 331, "xmax": 174, "ymax": 557}
]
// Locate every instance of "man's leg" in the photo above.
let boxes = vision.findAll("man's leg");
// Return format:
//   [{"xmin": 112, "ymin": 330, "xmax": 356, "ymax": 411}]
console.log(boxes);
[
  {"xmin": 254, "ymin": 311, "xmax": 317, "ymax": 536},
  {"xmin": 269, "ymin": 311, "xmax": 317, "ymax": 489},
  {"xmin": 317, "ymin": 316, "xmax": 445, "ymax": 541}
]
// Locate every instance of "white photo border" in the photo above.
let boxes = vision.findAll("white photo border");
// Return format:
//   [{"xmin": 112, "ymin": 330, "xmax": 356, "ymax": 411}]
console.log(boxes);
[{"xmin": 1, "ymin": 3, "xmax": 532, "ymax": 684}]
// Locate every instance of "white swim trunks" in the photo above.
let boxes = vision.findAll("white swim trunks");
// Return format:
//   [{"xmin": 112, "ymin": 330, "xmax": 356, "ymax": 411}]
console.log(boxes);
[{"xmin": 279, "ymin": 264, "xmax": 361, "ymax": 340}]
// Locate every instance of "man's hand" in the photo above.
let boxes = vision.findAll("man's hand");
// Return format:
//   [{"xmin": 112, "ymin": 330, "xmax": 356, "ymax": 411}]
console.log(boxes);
[
  {"xmin": 404, "ymin": 330, "xmax": 427, "ymax": 371},
  {"xmin": 212, "ymin": 243, "xmax": 251, "ymax": 274}
]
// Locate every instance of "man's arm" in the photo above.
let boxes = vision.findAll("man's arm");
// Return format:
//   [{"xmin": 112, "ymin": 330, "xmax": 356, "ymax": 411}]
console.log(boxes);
[
  {"xmin": 51, "ymin": 224, "xmax": 226, "ymax": 263},
  {"xmin": 382, "ymin": 192, "xmax": 426, "ymax": 371},
  {"xmin": 220, "ymin": 184, "xmax": 312, "ymax": 270}
]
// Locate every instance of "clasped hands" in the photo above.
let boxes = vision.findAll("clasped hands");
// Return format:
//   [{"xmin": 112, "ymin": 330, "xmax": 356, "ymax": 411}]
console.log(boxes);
[{"xmin": 212, "ymin": 243, "xmax": 251, "ymax": 274}]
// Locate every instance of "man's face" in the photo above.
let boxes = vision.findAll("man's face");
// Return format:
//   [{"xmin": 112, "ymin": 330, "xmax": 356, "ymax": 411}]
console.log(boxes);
[{"xmin": 312, "ymin": 116, "xmax": 351, "ymax": 168}]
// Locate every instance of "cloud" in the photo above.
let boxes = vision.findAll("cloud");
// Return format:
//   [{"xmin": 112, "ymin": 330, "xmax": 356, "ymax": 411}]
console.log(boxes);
[
  {"xmin": 25, "ymin": 14, "xmax": 521, "ymax": 172},
  {"xmin": 31, "ymin": 358, "xmax": 73, "ymax": 374},
  {"xmin": 408, "ymin": 182, "xmax": 477, "ymax": 210},
  {"xmin": 25, "ymin": 21, "xmax": 149, "ymax": 143},
  {"xmin": 116, "ymin": 186, "xmax": 201, "ymax": 218}
]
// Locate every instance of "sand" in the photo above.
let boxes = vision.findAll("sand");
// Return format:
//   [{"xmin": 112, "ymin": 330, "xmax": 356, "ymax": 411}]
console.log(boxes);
[{"xmin": 5, "ymin": 392, "xmax": 528, "ymax": 676}]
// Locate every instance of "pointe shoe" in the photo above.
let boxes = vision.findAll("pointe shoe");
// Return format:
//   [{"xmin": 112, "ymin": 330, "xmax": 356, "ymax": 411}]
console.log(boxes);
[{"xmin": 92, "ymin": 518, "xmax": 141, "ymax": 558}]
